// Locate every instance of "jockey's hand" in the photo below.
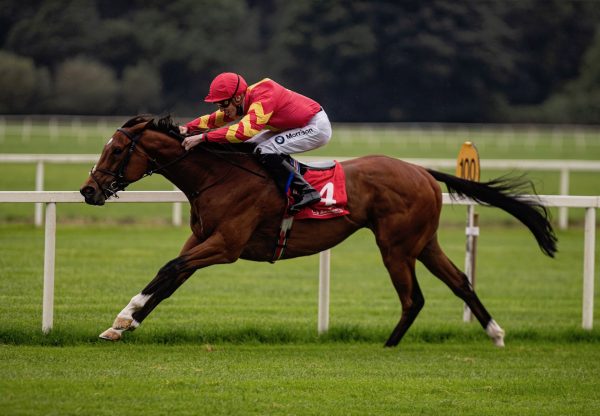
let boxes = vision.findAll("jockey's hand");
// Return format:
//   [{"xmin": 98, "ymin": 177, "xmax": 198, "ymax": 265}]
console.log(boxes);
[
  {"xmin": 179, "ymin": 125, "xmax": 188, "ymax": 135},
  {"xmin": 181, "ymin": 134, "xmax": 205, "ymax": 151}
]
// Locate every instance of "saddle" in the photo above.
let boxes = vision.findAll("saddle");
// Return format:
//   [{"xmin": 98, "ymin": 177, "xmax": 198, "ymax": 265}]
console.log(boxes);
[{"xmin": 271, "ymin": 159, "xmax": 349, "ymax": 262}]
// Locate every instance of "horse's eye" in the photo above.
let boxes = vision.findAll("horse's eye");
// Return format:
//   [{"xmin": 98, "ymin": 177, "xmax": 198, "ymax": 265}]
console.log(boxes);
[{"xmin": 113, "ymin": 148, "xmax": 123, "ymax": 155}]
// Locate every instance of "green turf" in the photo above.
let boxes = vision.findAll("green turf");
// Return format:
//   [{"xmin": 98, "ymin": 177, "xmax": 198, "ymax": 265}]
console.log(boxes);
[
  {"xmin": 1, "ymin": 120, "xmax": 599, "ymax": 414},
  {"xmin": 1, "ymin": 224, "xmax": 597, "ymax": 343},
  {"xmin": 0, "ymin": 224, "xmax": 599, "ymax": 415},
  {"xmin": 1, "ymin": 343, "xmax": 599, "ymax": 416}
]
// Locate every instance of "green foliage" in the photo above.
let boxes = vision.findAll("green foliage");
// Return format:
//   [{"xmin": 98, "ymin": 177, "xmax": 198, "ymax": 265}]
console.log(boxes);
[
  {"xmin": 0, "ymin": 51, "xmax": 37, "ymax": 112},
  {"xmin": 120, "ymin": 62, "xmax": 163, "ymax": 113},
  {"xmin": 4, "ymin": 0, "xmax": 100, "ymax": 66},
  {"xmin": 515, "ymin": 26, "xmax": 600, "ymax": 123},
  {"xmin": 53, "ymin": 57, "xmax": 119, "ymax": 114},
  {"xmin": 0, "ymin": 1, "xmax": 599, "ymax": 121}
]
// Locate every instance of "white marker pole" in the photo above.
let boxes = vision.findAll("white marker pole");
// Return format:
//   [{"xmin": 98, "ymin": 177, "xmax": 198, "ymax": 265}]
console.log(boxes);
[
  {"xmin": 318, "ymin": 249, "xmax": 331, "ymax": 334},
  {"xmin": 42, "ymin": 202, "xmax": 56, "ymax": 334}
]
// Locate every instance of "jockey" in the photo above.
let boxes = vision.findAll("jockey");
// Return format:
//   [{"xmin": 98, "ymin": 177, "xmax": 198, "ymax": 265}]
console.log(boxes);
[{"xmin": 180, "ymin": 72, "xmax": 332, "ymax": 212}]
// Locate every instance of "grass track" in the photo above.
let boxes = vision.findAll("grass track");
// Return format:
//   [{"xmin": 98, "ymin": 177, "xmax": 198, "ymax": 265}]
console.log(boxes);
[
  {"xmin": 1, "ymin": 343, "xmax": 600, "ymax": 415},
  {"xmin": 1, "ymin": 121, "xmax": 599, "ymax": 414},
  {"xmin": 1, "ymin": 224, "xmax": 598, "ymax": 342},
  {"xmin": 1, "ymin": 223, "xmax": 599, "ymax": 414}
]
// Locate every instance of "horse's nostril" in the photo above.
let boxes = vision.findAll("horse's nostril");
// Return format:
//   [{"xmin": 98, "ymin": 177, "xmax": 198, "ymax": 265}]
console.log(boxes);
[{"xmin": 80, "ymin": 186, "xmax": 95, "ymax": 196}]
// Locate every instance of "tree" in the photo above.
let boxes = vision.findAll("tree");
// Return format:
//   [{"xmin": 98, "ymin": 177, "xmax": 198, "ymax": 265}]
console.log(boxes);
[
  {"xmin": 1, "ymin": 0, "xmax": 599, "ymax": 121},
  {"xmin": 53, "ymin": 56, "xmax": 119, "ymax": 114},
  {"xmin": 0, "ymin": 51, "xmax": 37, "ymax": 112},
  {"xmin": 513, "ymin": 25, "xmax": 600, "ymax": 123},
  {"xmin": 500, "ymin": 0, "xmax": 599, "ymax": 105},
  {"xmin": 120, "ymin": 62, "xmax": 162, "ymax": 113},
  {"xmin": 4, "ymin": 0, "xmax": 100, "ymax": 66},
  {"xmin": 266, "ymin": 0, "xmax": 377, "ymax": 121}
]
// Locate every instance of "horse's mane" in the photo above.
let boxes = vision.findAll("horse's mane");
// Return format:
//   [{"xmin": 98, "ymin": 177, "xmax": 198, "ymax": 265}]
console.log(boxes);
[{"xmin": 122, "ymin": 114, "xmax": 256, "ymax": 154}]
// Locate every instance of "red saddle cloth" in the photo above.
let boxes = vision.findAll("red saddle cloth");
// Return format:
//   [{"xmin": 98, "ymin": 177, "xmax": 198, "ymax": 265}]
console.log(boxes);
[{"xmin": 294, "ymin": 161, "xmax": 349, "ymax": 219}]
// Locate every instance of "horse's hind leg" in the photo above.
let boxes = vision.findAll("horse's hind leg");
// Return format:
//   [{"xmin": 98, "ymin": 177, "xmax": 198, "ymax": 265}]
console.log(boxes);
[
  {"xmin": 418, "ymin": 236, "xmax": 505, "ymax": 347},
  {"xmin": 383, "ymin": 256, "xmax": 425, "ymax": 347},
  {"xmin": 372, "ymin": 228, "xmax": 426, "ymax": 347}
]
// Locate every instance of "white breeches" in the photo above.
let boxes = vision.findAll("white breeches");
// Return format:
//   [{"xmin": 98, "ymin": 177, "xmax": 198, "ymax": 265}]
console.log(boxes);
[{"xmin": 247, "ymin": 109, "xmax": 332, "ymax": 155}]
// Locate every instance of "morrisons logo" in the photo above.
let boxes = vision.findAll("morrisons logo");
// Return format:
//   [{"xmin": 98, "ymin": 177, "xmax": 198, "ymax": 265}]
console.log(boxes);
[{"xmin": 285, "ymin": 128, "xmax": 315, "ymax": 139}]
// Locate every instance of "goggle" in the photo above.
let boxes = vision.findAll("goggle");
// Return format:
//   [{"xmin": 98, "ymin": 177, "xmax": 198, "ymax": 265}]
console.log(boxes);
[{"xmin": 216, "ymin": 99, "xmax": 231, "ymax": 109}]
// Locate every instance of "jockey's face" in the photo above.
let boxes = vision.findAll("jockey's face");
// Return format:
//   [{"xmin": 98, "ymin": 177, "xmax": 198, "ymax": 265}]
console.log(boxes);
[{"xmin": 217, "ymin": 95, "xmax": 243, "ymax": 118}]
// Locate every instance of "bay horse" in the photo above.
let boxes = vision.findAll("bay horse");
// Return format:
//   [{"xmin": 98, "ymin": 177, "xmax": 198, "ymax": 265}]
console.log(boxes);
[{"xmin": 80, "ymin": 115, "xmax": 557, "ymax": 347}]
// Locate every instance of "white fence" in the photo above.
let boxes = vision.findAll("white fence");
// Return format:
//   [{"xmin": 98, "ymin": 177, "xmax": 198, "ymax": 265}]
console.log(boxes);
[
  {"xmin": 3, "ymin": 154, "xmax": 600, "ymax": 229},
  {"xmin": 0, "ymin": 154, "xmax": 184, "ymax": 227},
  {"xmin": 0, "ymin": 191, "xmax": 597, "ymax": 335},
  {"xmin": 2, "ymin": 116, "xmax": 600, "ymax": 151}
]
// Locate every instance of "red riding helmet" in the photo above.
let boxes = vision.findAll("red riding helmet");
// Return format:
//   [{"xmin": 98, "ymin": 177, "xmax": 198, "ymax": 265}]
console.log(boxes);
[{"xmin": 204, "ymin": 72, "xmax": 248, "ymax": 102}]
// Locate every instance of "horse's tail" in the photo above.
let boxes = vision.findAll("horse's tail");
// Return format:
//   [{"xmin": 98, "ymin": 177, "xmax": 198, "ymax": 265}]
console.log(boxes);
[{"xmin": 426, "ymin": 169, "xmax": 557, "ymax": 257}]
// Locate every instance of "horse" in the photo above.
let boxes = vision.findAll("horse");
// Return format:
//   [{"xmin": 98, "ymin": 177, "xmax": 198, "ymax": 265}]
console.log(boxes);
[{"xmin": 80, "ymin": 115, "xmax": 557, "ymax": 347}]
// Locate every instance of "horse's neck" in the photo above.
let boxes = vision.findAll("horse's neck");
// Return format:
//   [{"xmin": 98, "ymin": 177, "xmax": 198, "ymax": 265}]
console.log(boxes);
[
  {"xmin": 143, "ymin": 132, "xmax": 258, "ymax": 198},
  {"xmin": 157, "ymin": 149, "xmax": 253, "ymax": 198}
]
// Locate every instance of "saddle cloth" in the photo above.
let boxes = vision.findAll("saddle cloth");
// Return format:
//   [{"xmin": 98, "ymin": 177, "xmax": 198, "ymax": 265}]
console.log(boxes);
[
  {"xmin": 293, "ymin": 161, "xmax": 349, "ymax": 219},
  {"xmin": 271, "ymin": 160, "xmax": 349, "ymax": 262}
]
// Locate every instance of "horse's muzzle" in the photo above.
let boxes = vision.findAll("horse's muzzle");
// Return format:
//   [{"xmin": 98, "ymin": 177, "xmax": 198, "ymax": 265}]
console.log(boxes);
[{"xmin": 80, "ymin": 184, "xmax": 106, "ymax": 206}]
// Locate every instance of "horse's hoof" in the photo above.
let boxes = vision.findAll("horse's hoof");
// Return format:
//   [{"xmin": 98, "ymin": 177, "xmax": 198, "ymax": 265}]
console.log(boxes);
[
  {"xmin": 99, "ymin": 327, "xmax": 123, "ymax": 341},
  {"xmin": 486, "ymin": 319, "xmax": 505, "ymax": 348},
  {"xmin": 112, "ymin": 316, "xmax": 136, "ymax": 331}
]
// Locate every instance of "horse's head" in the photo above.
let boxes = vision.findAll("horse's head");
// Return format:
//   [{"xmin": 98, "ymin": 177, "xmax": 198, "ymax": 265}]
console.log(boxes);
[{"xmin": 80, "ymin": 117, "xmax": 156, "ymax": 205}]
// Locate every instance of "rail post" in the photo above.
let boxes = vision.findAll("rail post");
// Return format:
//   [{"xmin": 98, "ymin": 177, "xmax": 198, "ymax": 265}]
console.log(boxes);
[
  {"xmin": 456, "ymin": 141, "xmax": 480, "ymax": 322},
  {"xmin": 582, "ymin": 207, "xmax": 596, "ymax": 329},
  {"xmin": 318, "ymin": 249, "xmax": 331, "ymax": 334},
  {"xmin": 559, "ymin": 168, "xmax": 569, "ymax": 230},
  {"xmin": 34, "ymin": 161, "xmax": 44, "ymax": 227},
  {"xmin": 42, "ymin": 202, "xmax": 56, "ymax": 334},
  {"xmin": 172, "ymin": 186, "xmax": 182, "ymax": 226},
  {"xmin": 464, "ymin": 209, "xmax": 479, "ymax": 322}
]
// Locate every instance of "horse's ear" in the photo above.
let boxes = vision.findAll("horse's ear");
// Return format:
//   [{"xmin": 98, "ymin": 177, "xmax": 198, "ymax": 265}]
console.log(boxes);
[{"xmin": 142, "ymin": 119, "xmax": 155, "ymax": 130}]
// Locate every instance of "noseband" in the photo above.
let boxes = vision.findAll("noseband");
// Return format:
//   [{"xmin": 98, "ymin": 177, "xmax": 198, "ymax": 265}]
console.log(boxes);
[
  {"xmin": 90, "ymin": 127, "xmax": 190, "ymax": 200},
  {"xmin": 90, "ymin": 128, "xmax": 144, "ymax": 199}
]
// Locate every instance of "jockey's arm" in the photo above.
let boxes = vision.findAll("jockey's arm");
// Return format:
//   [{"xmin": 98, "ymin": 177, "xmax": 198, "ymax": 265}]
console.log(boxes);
[
  {"xmin": 182, "ymin": 110, "xmax": 236, "ymax": 135},
  {"xmin": 203, "ymin": 102, "xmax": 273, "ymax": 143}
]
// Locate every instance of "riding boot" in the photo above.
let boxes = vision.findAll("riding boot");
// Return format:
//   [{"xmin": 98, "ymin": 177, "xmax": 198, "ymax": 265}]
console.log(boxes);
[{"xmin": 257, "ymin": 153, "xmax": 322, "ymax": 212}]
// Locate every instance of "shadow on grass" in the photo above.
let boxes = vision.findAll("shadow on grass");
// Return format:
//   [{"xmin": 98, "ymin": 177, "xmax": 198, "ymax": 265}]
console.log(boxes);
[{"xmin": 1, "ymin": 324, "xmax": 599, "ymax": 346}]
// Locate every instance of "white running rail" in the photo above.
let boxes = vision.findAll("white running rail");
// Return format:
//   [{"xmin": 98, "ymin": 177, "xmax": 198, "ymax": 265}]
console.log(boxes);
[
  {"xmin": 2, "ymin": 154, "xmax": 600, "ymax": 229},
  {"xmin": 0, "ymin": 190, "xmax": 597, "ymax": 335}
]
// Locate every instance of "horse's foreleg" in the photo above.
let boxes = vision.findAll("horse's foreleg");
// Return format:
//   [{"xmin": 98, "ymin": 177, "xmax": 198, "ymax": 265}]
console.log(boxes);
[
  {"xmin": 98, "ymin": 293, "xmax": 152, "ymax": 340},
  {"xmin": 418, "ymin": 237, "xmax": 505, "ymax": 347},
  {"xmin": 100, "ymin": 232, "xmax": 237, "ymax": 341}
]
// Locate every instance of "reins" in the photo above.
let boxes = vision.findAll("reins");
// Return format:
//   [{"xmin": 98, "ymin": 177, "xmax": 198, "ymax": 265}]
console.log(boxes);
[
  {"xmin": 200, "ymin": 145, "xmax": 267, "ymax": 179},
  {"xmin": 164, "ymin": 127, "xmax": 266, "ymax": 179},
  {"xmin": 92, "ymin": 124, "xmax": 266, "ymax": 200}
]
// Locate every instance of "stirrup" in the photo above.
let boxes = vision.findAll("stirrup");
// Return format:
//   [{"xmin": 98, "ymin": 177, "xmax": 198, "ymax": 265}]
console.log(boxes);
[{"xmin": 290, "ymin": 190, "xmax": 321, "ymax": 212}]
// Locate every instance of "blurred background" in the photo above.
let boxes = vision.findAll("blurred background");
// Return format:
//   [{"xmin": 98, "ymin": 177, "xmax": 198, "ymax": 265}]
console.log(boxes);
[
  {"xmin": 1, "ymin": 0, "xmax": 599, "ymax": 227},
  {"xmin": 1, "ymin": 0, "xmax": 599, "ymax": 123}
]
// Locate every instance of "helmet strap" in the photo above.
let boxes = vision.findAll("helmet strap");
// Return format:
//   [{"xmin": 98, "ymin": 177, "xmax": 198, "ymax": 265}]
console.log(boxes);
[{"xmin": 228, "ymin": 74, "xmax": 241, "ymax": 101}]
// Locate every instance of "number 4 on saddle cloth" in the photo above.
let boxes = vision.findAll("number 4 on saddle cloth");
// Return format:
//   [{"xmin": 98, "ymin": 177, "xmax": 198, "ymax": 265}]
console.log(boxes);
[
  {"xmin": 271, "ymin": 159, "xmax": 349, "ymax": 262},
  {"xmin": 290, "ymin": 159, "xmax": 349, "ymax": 219}
]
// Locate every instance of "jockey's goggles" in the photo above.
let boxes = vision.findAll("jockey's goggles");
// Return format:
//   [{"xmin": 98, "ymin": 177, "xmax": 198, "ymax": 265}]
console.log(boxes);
[{"xmin": 216, "ymin": 99, "xmax": 232, "ymax": 109}]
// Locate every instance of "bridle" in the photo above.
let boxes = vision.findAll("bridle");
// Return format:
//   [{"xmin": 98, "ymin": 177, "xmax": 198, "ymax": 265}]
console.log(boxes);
[
  {"xmin": 90, "ymin": 122, "xmax": 266, "ymax": 200},
  {"xmin": 90, "ymin": 126, "xmax": 189, "ymax": 199}
]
